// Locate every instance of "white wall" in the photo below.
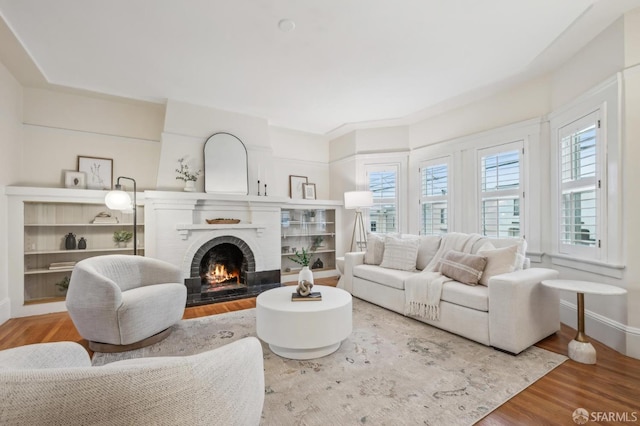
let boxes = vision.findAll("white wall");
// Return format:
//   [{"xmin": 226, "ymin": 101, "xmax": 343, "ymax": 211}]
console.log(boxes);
[
  {"xmin": 21, "ymin": 88, "xmax": 164, "ymax": 190},
  {"xmin": 0, "ymin": 59, "xmax": 22, "ymax": 321},
  {"xmin": 622, "ymin": 8, "xmax": 640, "ymax": 358}
]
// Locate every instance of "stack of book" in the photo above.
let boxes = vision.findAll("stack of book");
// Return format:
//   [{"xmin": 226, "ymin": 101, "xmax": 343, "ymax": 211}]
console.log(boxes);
[
  {"xmin": 49, "ymin": 261, "xmax": 76, "ymax": 270},
  {"xmin": 291, "ymin": 292, "xmax": 322, "ymax": 302}
]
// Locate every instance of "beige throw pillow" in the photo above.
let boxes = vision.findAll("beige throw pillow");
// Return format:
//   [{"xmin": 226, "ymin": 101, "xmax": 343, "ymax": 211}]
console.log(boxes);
[
  {"xmin": 415, "ymin": 235, "xmax": 442, "ymax": 270},
  {"xmin": 477, "ymin": 244, "xmax": 519, "ymax": 285},
  {"xmin": 439, "ymin": 250, "xmax": 487, "ymax": 286},
  {"xmin": 380, "ymin": 235, "xmax": 420, "ymax": 271},
  {"xmin": 364, "ymin": 233, "xmax": 385, "ymax": 265}
]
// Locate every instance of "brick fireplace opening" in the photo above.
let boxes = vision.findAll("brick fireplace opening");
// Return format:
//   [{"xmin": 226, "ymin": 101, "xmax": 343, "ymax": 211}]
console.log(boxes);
[{"xmin": 185, "ymin": 235, "xmax": 280, "ymax": 306}]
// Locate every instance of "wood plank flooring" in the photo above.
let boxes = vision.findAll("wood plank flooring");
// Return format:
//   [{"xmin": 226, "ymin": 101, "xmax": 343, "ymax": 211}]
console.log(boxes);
[{"xmin": 1, "ymin": 277, "xmax": 638, "ymax": 425}]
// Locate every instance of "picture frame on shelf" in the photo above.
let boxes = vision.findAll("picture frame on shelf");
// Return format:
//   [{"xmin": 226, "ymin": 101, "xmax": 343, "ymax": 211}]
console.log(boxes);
[
  {"xmin": 64, "ymin": 171, "xmax": 87, "ymax": 189},
  {"xmin": 78, "ymin": 156, "xmax": 113, "ymax": 190},
  {"xmin": 289, "ymin": 175, "xmax": 308, "ymax": 199},
  {"xmin": 303, "ymin": 183, "xmax": 316, "ymax": 200}
]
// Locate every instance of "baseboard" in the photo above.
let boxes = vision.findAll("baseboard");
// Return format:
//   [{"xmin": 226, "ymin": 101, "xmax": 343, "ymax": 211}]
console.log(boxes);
[
  {"xmin": 0, "ymin": 297, "xmax": 10, "ymax": 325},
  {"xmin": 560, "ymin": 300, "xmax": 640, "ymax": 359}
]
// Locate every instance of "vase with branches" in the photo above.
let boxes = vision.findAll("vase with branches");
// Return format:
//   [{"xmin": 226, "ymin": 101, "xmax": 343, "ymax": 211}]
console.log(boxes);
[
  {"xmin": 175, "ymin": 158, "xmax": 201, "ymax": 182},
  {"xmin": 289, "ymin": 247, "xmax": 314, "ymax": 284},
  {"xmin": 113, "ymin": 230, "xmax": 133, "ymax": 248}
]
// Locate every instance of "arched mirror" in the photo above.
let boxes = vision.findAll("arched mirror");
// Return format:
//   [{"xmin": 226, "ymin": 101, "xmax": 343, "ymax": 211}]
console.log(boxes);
[{"xmin": 204, "ymin": 132, "xmax": 248, "ymax": 194}]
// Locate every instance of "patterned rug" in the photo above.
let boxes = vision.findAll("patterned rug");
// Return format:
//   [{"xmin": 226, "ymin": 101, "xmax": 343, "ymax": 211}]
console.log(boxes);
[{"xmin": 93, "ymin": 298, "xmax": 566, "ymax": 425}]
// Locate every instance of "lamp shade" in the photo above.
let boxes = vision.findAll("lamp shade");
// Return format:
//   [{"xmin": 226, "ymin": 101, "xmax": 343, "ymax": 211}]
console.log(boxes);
[
  {"xmin": 344, "ymin": 191, "xmax": 374, "ymax": 210},
  {"xmin": 105, "ymin": 190, "xmax": 132, "ymax": 210}
]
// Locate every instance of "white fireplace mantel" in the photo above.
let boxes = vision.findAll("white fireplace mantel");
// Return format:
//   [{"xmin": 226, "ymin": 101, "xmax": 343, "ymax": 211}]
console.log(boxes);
[{"xmin": 175, "ymin": 223, "xmax": 267, "ymax": 240}]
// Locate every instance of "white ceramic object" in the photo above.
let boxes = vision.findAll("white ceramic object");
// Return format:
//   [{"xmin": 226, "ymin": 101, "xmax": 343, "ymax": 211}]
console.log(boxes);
[{"xmin": 298, "ymin": 265, "xmax": 314, "ymax": 285}]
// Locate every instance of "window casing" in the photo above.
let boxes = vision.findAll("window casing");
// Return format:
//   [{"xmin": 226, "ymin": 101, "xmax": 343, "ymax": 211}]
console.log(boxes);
[
  {"xmin": 557, "ymin": 110, "xmax": 601, "ymax": 258},
  {"xmin": 420, "ymin": 160, "xmax": 449, "ymax": 235},
  {"xmin": 479, "ymin": 142, "xmax": 523, "ymax": 238}
]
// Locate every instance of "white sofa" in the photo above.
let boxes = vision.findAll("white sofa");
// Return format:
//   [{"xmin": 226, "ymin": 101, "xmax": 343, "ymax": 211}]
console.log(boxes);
[
  {"xmin": 0, "ymin": 338, "xmax": 265, "ymax": 425},
  {"xmin": 341, "ymin": 233, "xmax": 560, "ymax": 354}
]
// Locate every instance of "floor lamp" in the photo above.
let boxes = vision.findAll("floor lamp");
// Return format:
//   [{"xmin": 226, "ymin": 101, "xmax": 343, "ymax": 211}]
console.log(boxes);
[
  {"xmin": 105, "ymin": 176, "xmax": 138, "ymax": 255},
  {"xmin": 344, "ymin": 191, "xmax": 373, "ymax": 252}
]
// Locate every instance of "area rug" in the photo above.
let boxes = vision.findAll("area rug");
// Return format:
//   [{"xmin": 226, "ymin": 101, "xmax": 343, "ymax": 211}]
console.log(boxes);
[{"xmin": 93, "ymin": 298, "xmax": 566, "ymax": 425}]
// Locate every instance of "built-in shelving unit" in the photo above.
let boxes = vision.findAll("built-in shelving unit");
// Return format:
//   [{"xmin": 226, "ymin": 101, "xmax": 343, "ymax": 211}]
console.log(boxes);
[
  {"xmin": 281, "ymin": 207, "xmax": 336, "ymax": 282},
  {"xmin": 6, "ymin": 186, "xmax": 145, "ymax": 317}
]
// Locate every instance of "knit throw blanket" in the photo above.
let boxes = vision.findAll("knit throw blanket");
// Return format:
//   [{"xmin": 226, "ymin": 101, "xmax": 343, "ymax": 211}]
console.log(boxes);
[{"xmin": 405, "ymin": 233, "xmax": 485, "ymax": 321}]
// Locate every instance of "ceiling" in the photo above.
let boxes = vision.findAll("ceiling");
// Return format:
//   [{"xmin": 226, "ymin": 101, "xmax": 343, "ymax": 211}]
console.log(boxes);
[{"xmin": 0, "ymin": 0, "xmax": 639, "ymax": 135}]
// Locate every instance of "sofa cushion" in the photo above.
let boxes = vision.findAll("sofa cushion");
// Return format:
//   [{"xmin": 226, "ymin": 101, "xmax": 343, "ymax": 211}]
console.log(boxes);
[
  {"xmin": 416, "ymin": 235, "xmax": 442, "ymax": 270},
  {"xmin": 441, "ymin": 281, "xmax": 489, "ymax": 312},
  {"xmin": 380, "ymin": 235, "xmax": 420, "ymax": 271},
  {"xmin": 439, "ymin": 250, "xmax": 487, "ymax": 286},
  {"xmin": 477, "ymin": 244, "xmax": 519, "ymax": 286},
  {"xmin": 478, "ymin": 238, "xmax": 527, "ymax": 270},
  {"xmin": 353, "ymin": 264, "xmax": 414, "ymax": 290},
  {"xmin": 364, "ymin": 233, "xmax": 385, "ymax": 265}
]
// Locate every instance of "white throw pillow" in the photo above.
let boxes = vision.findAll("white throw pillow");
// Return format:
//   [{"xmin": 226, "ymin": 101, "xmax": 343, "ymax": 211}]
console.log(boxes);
[
  {"xmin": 380, "ymin": 235, "xmax": 420, "ymax": 271},
  {"xmin": 514, "ymin": 238, "xmax": 528, "ymax": 270},
  {"xmin": 364, "ymin": 233, "xmax": 385, "ymax": 265},
  {"xmin": 477, "ymin": 243, "xmax": 519, "ymax": 285},
  {"xmin": 415, "ymin": 235, "xmax": 442, "ymax": 270}
]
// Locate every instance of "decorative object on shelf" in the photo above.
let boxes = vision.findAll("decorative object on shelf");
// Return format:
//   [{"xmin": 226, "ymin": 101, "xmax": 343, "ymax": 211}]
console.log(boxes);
[
  {"xmin": 289, "ymin": 175, "xmax": 308, "ymax": 199},
  {"xmin": 206, "ymin": 218, "xmax": 241, "ymax": 224},
  {"xmin": 55, "ymin": 276, "xmax": 70, "ymax": 295},
  {"xmin": 296, "ymin": 279, "xmax": 313, "ymax": 297},
  {"xmin": 64, "ymin": 232, "xmax": 76, "ymax": 250},
  {"xmin": 264, "ymin": 183, "xmax": 267, "ymax": 196},
  {"xmin": 344, "ymin": 190, "xmax": 374, "ymax": 251},
  {"xmin": 77, "ymin": 237, "xmax": 87, "ymax": 250},
  {"xmin": 311, "ymin": 236, "xmax": 324, "ymax": 251},
  {"xmin": 92, "ymin": 212, "xmax": 118, "ymax": 224},
  {"xmin": 64, "ymin": 171, "xmax": 87, "ymax": 189},
  {"xmin": 311, "ymin": 257, "xmax": 324, "ymax": 270},
  {"xmin": 77, "ymin": 156, "xmax": 113, "ymax": 190},
  {"xmin": 175, "ymin": 157, "xmax": 201, "ymax": 192},
  {"xmin": 303, "ymin": 183, "xmax": 316, "ymax": 200},
  {"xmin": 48, "ymin": 261, "xmax": 76, "ymax": 270},
  {"xmin": 105, "ymin": 176, "xmax": 139, "ymax": 255},
  {"xmin": 113, "ymin": 230, "xmax": 133, "ymax": 247},
  {"xmin": 281, "ymin": 246, "xmax": 290, "ymax": 253}
]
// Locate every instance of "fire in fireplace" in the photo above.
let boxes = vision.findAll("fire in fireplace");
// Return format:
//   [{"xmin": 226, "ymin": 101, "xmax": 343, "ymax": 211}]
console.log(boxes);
[{"xmin": 185, "ymin": 235, "xmax": 281, "ymax": 306}]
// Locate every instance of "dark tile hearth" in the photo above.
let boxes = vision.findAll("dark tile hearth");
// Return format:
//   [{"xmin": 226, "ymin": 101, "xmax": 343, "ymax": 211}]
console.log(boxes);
[{"xmin": 186, "ymin": 282, "xmax": 281, "ymax": 306}]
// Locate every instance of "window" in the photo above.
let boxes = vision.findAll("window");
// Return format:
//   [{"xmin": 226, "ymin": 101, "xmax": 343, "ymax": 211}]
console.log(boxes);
[
  {"xmin": 368, "ymin": 167, "xmax": 398, "ymax": 233},
  {"xmin": 558, "ymin": 111, "xmax": 600, "ymax": 254},
  {"xmin": 420, "ymin": 161, "xmax": 449, "ymax": 235},
  {"xmin": 479, "ymin": 144, "xmax": 523, "ymax": 238}
]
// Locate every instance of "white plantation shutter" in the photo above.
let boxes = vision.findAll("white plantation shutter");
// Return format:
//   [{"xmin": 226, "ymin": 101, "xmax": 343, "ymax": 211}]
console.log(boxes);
[
  {"xmin": 420, "ymin": 161, "xmax": 449, "ymax": 235},
  {"xmin": 368, "ymin": 167, "xmax": 398, "ymax": 233},
  {"xmin": 479, "ymin": 144, "xmax": 523, "ymax": 238},
  {"xmin": 558, "ymin": 111, "xmax": 600, "ymax": 253}
]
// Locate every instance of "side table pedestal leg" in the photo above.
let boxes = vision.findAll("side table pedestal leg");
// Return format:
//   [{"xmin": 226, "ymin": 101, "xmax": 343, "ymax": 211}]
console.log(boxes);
[{"xmin": 569, "ymin": 292, "xmax": 596, "ymax": 364}]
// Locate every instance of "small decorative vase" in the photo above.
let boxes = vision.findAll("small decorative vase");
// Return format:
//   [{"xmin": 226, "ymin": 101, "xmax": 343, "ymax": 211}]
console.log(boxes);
[
  {"xmin": 77, "ymin": 237, "xmax": 87, "ymax": 250},
  {"xmin": 298, "ymin": 266, "xmax": 314, "ymax": 286},
  {"xmin": 184, "ymin": 180, "xmax": 196, "ymax": 192},
  {"xmin": 64, "ymin": 233, "xmax": 76, "ymax": 250}
]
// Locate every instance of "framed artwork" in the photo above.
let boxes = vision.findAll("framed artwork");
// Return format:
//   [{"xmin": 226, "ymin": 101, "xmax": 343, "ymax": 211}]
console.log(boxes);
[
  {"xmin": 289, "ymin": 175, "xmax": 308, "ymax": 199},
  {"xmin": 64, "ymin": 171, "xmax": 87, "ymax": 189},
  {"xmin": 78, "ymin": 156, "xmax": 113, "ymax": 190},
  {"xmin": 303, "ymin": 183, "xmax": 316, "ymax": 200}
]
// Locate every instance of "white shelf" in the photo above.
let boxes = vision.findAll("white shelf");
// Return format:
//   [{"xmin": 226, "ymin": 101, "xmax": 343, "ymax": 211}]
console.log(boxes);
[
  {"xmin": 25, "ymin": 247, "xmax": 143, "ymax": 255},
  {"xmin": 25, "ymin": 223, "xmax": 140, "ymax": 227},
  {"xmin": 281, "ymin": 249, "xmax": 335, "ymax": 257},
  {"xmin": 282, "ymin": 233, "xmax": 335, "ymax": 238}
]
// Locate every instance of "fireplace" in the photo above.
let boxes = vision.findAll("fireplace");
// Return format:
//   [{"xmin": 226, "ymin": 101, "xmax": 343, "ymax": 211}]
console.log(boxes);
[{"xmin": 185, "ymin": 235, "xmax": 280, "ymax": 306}]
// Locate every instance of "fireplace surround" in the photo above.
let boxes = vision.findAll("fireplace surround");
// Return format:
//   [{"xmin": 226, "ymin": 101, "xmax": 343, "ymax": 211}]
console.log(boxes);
[{"xmin": 143, "ymin": 191, "xmax": 283, "ymax": 306}]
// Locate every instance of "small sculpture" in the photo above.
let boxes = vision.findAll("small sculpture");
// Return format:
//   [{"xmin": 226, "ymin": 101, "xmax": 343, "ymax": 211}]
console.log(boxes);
[{"xmin": 296, "ymin": 279, "xmax": 313, "ymax": 297}]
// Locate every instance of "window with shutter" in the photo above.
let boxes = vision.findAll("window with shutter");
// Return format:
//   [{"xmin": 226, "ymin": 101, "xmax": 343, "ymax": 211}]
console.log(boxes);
[
  {"xmin": 420, "ymin": 160, "xmax": 449, "ymax": 235},
  {"xmin": 558, "ymin": 110, "xmax": 600, "ymax": 255},
  {"xmin": 368, "ymin": 167, "xmax": 398, "ymax": 233},
  {"xmin": 479, "ymin": 143, "xmax": 523, "ymax": 238}
]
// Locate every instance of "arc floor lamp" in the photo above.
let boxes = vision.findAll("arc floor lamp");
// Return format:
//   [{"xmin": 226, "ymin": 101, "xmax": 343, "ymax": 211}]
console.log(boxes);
[
  {"xmin": 105, "ymin": 176, "xmax": 138, "ymax": 255},
  {"xmin": 344, "ymin": 190, "xmax": 373, "ymax": 252}
]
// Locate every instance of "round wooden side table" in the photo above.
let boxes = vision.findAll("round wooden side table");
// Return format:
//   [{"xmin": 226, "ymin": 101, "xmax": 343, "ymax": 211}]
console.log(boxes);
[{"xmin": 541, "ymin": 279, "xmax": 626, "ymax": 364}]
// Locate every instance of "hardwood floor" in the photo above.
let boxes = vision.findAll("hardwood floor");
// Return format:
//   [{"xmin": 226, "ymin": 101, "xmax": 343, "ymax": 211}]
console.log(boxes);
[{"xmin": 1, "ymin": 277, "xmax": 638, "ymax": 425}]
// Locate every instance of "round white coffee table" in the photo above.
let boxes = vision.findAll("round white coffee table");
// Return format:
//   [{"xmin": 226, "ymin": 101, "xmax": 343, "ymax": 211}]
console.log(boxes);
[
  {"xmin": 256, "ymin": 285, "xmax": 352, "ymax": 360},
  {"xmin": 541, "ymin": 279, "xmax": 627, "ymax": 364}
]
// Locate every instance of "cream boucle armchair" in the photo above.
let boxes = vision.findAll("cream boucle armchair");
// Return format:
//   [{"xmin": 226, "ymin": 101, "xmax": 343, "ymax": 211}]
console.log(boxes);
[
  {"xmin": 0, "ymin": 338, "xmax": 265, "ymax": 425},
  {"xmin": 66, "ymin": 255, "xmax": 187, "ymax": 352}
]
